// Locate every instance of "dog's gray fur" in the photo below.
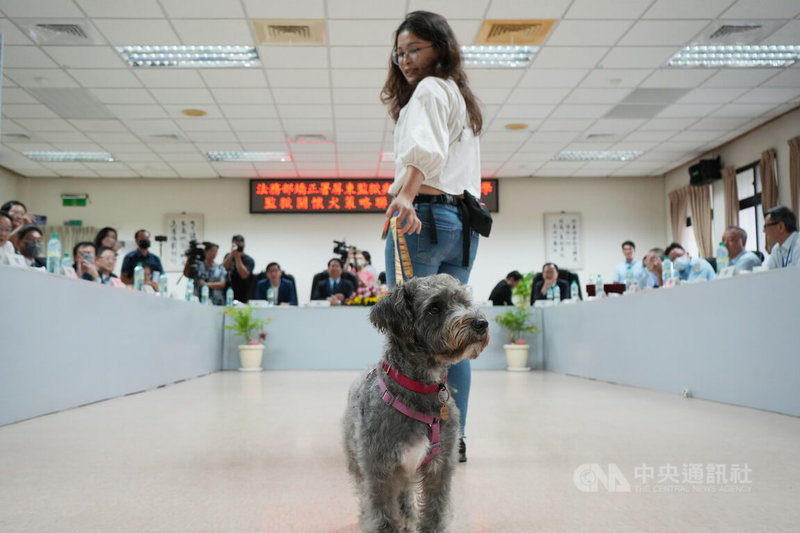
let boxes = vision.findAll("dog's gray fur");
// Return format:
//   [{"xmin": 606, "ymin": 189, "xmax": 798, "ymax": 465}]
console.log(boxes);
[{"xmin": 343, "ymin": 274, "xmax": 490, "ymax": 532}]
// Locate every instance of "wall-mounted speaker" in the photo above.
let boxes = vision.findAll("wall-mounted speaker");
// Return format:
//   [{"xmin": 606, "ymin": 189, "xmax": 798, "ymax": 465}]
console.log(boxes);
[{"xmin": 689, "ymin": 156, "xmax": 722, "ymax": 186}]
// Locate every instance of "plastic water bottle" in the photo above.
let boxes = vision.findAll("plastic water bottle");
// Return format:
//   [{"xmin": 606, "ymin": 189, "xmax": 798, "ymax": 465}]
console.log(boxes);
[
  {"xmin": 159, "ymin": 272, "xmax": 168, "ymax": 297},
  {"xmin": 225, "ymin": 286, "xmax": 234, "ymax": 306},
  {"xmin": 186, "ymin": 278, "xmax": 194, "ymax": 302},
  {"xmin": 625, "ymin": 265, "xmax": 634, "ymax": 292},
  {"xmin": 133, "ymin": 262, "xmax": 144, "ymax": 291},
  {"xmin": 61, "ymin": 253, "xmax": 71, "ymax": 275},
  {"xmin": 266, "ymin": 286, "xmax": 274, "ymax": 306},
  {"xmin": 552, "ymin": 283, "xmax": 561, "ymax": 303},
  {"xmin": 570, "ymin": 280, "xmax": 579, "ymax": 300},
  {"xmin": 200, "ymin": 284, "xmax": 209, "ymax": 304},
  {"xmin": 546, "ymin": 285, "xmax": 553, "ymax": 301},
  {"xmin": 715, "ymin": 241, "xmax": 729, "ymax": 273},
  {"xmin": 596, "ymin": 274, "xmax": 604, "ymax": 297},
  {"xmin": 662, "ymin": 258, "xmax": 673, "ymax": 285},
  {"xmin": 46, "ymin": 234, "xmax": 61, "ymax": 274}
]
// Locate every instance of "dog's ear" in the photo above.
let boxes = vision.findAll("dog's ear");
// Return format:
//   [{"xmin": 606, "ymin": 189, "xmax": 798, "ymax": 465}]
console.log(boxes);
[{"xmin": 369, "ymin": 283, "xmax": 414, "ymax": 340}]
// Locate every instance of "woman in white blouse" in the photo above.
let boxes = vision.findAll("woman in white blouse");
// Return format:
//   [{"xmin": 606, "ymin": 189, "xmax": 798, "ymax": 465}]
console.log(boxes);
[{"xmin": 381, "ymin": 11, "xmax": 484, "ymax": 463}]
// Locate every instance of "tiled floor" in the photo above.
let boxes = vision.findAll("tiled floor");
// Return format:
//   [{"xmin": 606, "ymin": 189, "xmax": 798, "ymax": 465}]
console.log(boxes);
[{"xmin": 1, "ymin": 370, "xmax": 798, "ymax": 532}]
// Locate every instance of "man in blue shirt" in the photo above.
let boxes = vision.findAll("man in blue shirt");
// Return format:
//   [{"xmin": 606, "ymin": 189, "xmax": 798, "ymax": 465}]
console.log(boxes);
[
  {"xmin": 121, "ymin": 229, "xmax": 163, "ymax": 285},
  {"xmin": 722, "ymin": 226, "xmax": 762, "ymax": 273},
  {"xmin": 665, "ymin": 242, "xmax": 715, "ymax": 282},
  {"xmin": 613, "ymin": 240, "xmax": 643, "ymax": 283},
  {"xmin": 764, "ymin": 206, "xmax": 800, "ymax": 269}
]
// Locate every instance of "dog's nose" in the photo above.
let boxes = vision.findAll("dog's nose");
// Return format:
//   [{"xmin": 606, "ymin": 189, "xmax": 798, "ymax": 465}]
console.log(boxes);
[{"xmin": 471, "ymin": 318, "xmax": 488, "ymax": 332}]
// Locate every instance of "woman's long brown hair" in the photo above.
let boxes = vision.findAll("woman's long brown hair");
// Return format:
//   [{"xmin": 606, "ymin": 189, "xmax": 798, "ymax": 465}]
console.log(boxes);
[{"xmin": 380, "ymin": 11, "xmax": 483, "ymax": 135}]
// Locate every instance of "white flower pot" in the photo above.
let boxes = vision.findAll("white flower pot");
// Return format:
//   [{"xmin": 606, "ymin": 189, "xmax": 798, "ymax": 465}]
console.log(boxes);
[
  {"xmin": 504, "ymin": 343, "xmax": 531, "ymax": 371},
  {"xmin": 238, "ymin": 344, "xmax": 264, "ymax": 372}
]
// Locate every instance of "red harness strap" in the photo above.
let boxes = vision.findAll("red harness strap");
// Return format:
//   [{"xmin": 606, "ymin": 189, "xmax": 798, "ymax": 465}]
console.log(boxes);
[{"xmin": 380, "ymin": 361, "xmax": 446, "ymax": 394}]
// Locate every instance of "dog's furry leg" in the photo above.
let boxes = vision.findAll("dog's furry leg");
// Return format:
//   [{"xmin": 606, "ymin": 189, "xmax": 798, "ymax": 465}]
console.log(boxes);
[
  {"xmin": 359, "ymin": 474, "xmax": 405, "ymax": 532},
  {"xmin": 397, "ymin": 488, "xmax": 415, "ymax": 532},
  {"xmin": 417, "ymin": 459, "xmax": 455, "ymax": 532}
]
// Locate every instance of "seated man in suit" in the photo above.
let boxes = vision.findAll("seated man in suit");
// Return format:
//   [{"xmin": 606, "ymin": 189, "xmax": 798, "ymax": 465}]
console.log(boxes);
[
  {"xmin": 255, "ymin": 262, "xmax": 297, "ymax": 306},
  {"xmin": 531, "ymin": 263, "xmax": 570, "ymax": 302},
  {"xmin": 313, "ymin": 258, "xmax": 355, "ymax": 306}
]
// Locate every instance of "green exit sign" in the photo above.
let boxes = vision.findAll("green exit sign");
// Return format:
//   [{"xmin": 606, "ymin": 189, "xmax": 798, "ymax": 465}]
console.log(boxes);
[{"xmin": 62, "ymin": 197, "xmax": 87, "ymax": 206}]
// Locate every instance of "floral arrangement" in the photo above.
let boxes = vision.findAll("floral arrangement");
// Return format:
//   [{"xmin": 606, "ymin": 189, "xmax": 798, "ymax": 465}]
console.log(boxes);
[
  {"xmin": 345, "ymin": 285, "xmax": 388, "ymax": 306},
  {"xmin": 494, "ymin": 272, "xmax": 539, "ymax": 344},
  {"xmin": 222, "ymin": 304, "xmax": 272, "ymax": 345}
]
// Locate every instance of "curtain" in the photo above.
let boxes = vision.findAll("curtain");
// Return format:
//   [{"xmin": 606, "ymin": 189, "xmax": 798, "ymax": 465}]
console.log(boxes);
[
  {"xmin": 722, "ymin": 165, "xmax": 739, "ymax": 228},
  {"xmin": 688, "ymin": 185, "xmax": 713, "ymax": 257},
  {"xmin": 789, "ymin": 136, "xmax": 800, "ymax": 215},
  {"xmin": 668, "ymin": 186, "xmax": 690, "ymax": 244},
  {"xmin": 759, "ymin": 148, "xmax": 778, "ymax": 214},
  {"xmin": 42, "ymin": 226, "xmax": 98, "ymax": 261}
]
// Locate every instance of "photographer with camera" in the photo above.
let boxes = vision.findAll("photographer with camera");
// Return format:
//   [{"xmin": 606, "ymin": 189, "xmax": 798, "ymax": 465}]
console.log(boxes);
[
  {"xmin": 222, "ymin": 234, "xmax": 256, "ymax": 303},
  {"xmin": 183, "ymin": 241, "xmax": 227, "ymax": 305}
]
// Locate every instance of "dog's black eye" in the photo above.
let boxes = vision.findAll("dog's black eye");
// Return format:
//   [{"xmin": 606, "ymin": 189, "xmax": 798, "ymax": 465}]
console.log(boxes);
[{"xmin": 427, "ymin": 304, "xmax": 441, "ymax": 315}]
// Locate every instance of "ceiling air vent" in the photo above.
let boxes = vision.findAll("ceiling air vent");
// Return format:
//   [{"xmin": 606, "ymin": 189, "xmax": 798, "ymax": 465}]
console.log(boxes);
[
  {"xmin": 1, "ymin": 133, "xmax": 32, "ymax": 141},
  {"xmin": 694, "ymin": 20, "xmax": 784, "ymax": 46},
  {"xmin": 709, "ymin": 24, "xmax": 761, "ymax": 40},
  {"xmin": 17, "ymin": 19, "xmax": 105, "ymax": 45},
  {"xmin": 474, "ymin": 19, "xmax": 556, "ymax": 46},
  {"xmin": 251, "ymin": 19, "xmax": 326, "ymax": 45}
]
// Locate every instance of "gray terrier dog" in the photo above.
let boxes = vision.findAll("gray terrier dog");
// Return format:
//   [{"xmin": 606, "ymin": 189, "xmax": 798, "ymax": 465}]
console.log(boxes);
[{"xmin": 343, "ymin": 274, "xmax": 490, "ymax": 532}]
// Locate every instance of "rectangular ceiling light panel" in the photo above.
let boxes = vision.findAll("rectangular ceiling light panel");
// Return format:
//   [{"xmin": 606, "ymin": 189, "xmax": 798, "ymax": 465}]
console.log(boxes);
[
  {"xmin": 117, "ymin": 45, "xmax": 259, "ymax": 68},
  {"xmin": 24, "ymin": 151, "xmax": 115, "ymax": 162},
  {"xmin": 461, "ymin": 45, "xmax": 538, "ymax": 68},
  {"xmin": 206, "ymin": 152, "xmax": 292, "ymax": 162},
  {"xmin": 667, "ymin": 45, "xmax": 800, "ymax": 68},
  {"xmin": 555, "ymin": 151, "xmax": 642, "ymax": 161}
]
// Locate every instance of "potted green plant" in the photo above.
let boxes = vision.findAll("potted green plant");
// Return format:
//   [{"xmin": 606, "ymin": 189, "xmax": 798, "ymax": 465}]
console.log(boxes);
[
  {"xmin": 494, "ymin": 272, "xmax": 539, "ymax": 370},
  {"xmin": 222, "ymin": 304, "xmax": 272, "ymax": 371}
]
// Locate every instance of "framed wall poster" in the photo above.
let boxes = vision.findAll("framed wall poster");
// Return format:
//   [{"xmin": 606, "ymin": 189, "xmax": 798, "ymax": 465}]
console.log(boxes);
[
  {"xmin": 164, "ymin": 213, "xmax": 204, "ymax": 271},
  {"xmin": 544, "ymin": 212, "xmax": 582, "ymax": 270}
]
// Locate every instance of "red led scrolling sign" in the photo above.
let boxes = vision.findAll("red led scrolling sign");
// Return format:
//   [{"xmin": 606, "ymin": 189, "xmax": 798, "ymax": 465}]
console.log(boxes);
[{"xmin": 250, "ymin": 179, "xmax": 498, "ymax": 214}]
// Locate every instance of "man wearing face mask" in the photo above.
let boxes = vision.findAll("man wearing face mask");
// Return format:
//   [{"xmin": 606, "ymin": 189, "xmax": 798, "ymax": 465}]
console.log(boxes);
[
  {"xmin": 665, "ymin": 242, "xmax": 716, "ymax": 282},
  {"xmin": 16, "ymin": 224, "xmax": 47, "ymax": 269},
  {"xmin": 120, "ymin": 229, "xmax": 164, "ymax": 286}
]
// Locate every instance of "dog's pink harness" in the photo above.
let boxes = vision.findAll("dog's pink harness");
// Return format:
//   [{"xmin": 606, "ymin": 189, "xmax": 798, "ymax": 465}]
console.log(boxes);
[{"xmin": 369, "ymin": 362, "xmax": 449, "ymax": 466}]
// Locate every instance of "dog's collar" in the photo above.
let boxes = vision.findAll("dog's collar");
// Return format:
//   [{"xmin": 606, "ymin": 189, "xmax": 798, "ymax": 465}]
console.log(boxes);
[{"xmin": 381, "ymin": 361, "xmax": 446, "ymax": 394}]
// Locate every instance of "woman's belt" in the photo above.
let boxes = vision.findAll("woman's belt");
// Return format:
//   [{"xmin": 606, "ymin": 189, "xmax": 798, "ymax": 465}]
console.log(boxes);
[{"xmin": 413, "ymin": 193, "xmax": 462, "ymax": 206}]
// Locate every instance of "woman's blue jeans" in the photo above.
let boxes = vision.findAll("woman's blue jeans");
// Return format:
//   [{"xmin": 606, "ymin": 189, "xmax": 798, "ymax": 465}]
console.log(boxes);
[{"xmin": 385, "ymin": 202, "xmax": 479, "ymax": 437}]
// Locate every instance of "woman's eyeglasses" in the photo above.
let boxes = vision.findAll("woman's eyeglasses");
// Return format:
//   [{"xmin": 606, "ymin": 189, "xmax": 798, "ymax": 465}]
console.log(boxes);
[{"xmin": 391, "ymin": 45, "xmax": 433, "ymax": 66}]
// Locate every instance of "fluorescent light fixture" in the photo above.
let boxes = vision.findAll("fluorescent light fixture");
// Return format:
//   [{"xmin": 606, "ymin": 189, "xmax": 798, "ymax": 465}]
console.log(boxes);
[
  {"xmin": 666, "ymin": 45, "xmax": 800, "ymax": 68},
  {"xmin": 555, "ymin": 151, "xmax": 642, "ymax": 162},
  {"xmin": 206, "ymin": 152, "xmax": 292, "ymax": 162},
  {"xmin": 461, "ymin": 45, "xmax": 538, "ymax": 68},
  {"xmin": 117, "ymin": 45, "xmax": 259, "ymax": 68},
  {"xmin": 24, "ymin": 151, "xmax": 115, "ymax": 162}
]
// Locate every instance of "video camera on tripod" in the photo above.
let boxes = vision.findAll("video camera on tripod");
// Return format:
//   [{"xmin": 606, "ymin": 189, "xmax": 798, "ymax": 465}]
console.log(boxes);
[{"xmin": 185, "ymin": 239, "xmax": 207, "ymax": 279}]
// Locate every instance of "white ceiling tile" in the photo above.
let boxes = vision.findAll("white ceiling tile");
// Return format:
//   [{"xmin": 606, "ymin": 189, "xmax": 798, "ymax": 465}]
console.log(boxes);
[
  {"xmin": 472, "ymin": 87, "xmax": 515, "ymax": 104},
  {"xmin": 487, "ymin": 0, "xmax": 571, "ymax": 18},
  {"xmin": 4, "ymin": 69, "xmax": 80, "ymax": 88},
  {"xmin": 618, "ymin": 20, "xmax": 709, "ymax": 46},
  {"xmin": 75, "ymin": 0, "xmax": 164, "ymax": 17},
  {"xmin": 407, "ymin": 0, "xmax": 490, "ymax": 19},
  {"xmin": 330, "ymin": 69, "xmax": 386, "ymax": 88},
  {"xmin": 701, "ymin": 69, "xmax": 779, "ymax": 87},
  {"xmin": 89, "ymin": 88, "xmax": 157, "ymax": 104},
  {"xmin": 518, "ymin": 69, "xmax": 589, "ymax": 88},
  {"xmin": 327, "ymin": 0, "xmax": 406, "ymax": 19},
  {"xmin": 14, "ymin": 118, "xmax": 77, "ymax": 131},
  {"xmin": 639, "ymin": 118, "xmax": 699, "ymax": 130},
  {"xmin": 624, "ymin": 130, "xmax": 675, "ymax": 142},
  {"xmin": 282, "ymin": 119, "xmax": 333, "ymax": 135},
  {"xmin": 160, "ymin": 0, "xmax": 245, "ymax": 18},
  {"xmin": 448, "ymin": 20, "xmax": 484, "ymax": 46},
  {"xmin": 329, "ymin": 47, "xmax": 388, "ymax": 69},
  {"xmin": 328, "ymin": 20, "xmax": 398, "ymax": 46},
  {"xmin": 761, "ymin": 68, "xmax": 800, "ymax": 88},
  {"xmin": 736, "ymin": 87, "xmax": 800, "ymax": 104},
  {"xmin": 68, "ymin": 119, "xmax": 128, "ymax": 132},
  {"xmin": 211, "ymin": 88, "xmax": 273, "ymax": 105},
  {"xmin": 640, "ymin": 69, "xmax": 717, "ymax": 88},
  {"xmin": 68, "ymin": 69, "xmax": 142, "ymax": 88},
  {"xmin": 538, "ymin": 119, "xmax": 596, "ymax": 131},
  {"xmin": 1, "ymin": 88, "xmax": 40, "ymax": 104},
  {"xmin": 549, "ymin": 104, "xmax": 613, "ymax": 119},
  {"xmin": 42, "ymin": 46, "xmax": 127, "ymax": 69},
  {"xmin": 589, "ymin": 118, "xmax": 646, "ymax": 133},
  {"xmin": 761, "ymin": 21, "xmax": 800, "ymax": 45},
  {"xmin": 656, "ymin": 103, "xmax": 722, "ymax": 118},
  {"xmin": 546, "ymin": 20, "xmax": 634, "ymax": 46},
  {"xmin": 125, "ymin": 119, "xmax": 183, "ymax": 134},
  {"xmin": 260, "ymin": 46, "xmax": 329, "ymax": 69},
  {"xmin": 468, "ymin": 69, "xmax": 526, "ymax": 88},
  {"xmin": 85, "ymin": 131, "xmax": 142, "ymax": 144},
  {"xmin": 0, "ymin": 0, "xmax": 83, "ymax": 17},
  {"xmin": 137, "ymin": 70, "xmax": 207, "ymax": 88},
  {"xmin": 677, "ymin": 87, "xmax": 749, "ymax": 104},
  {"xmin": 333, "ymin": 105, "xmax": 385, "ymax": 119},
  {"xmin": 331, "ymin": 88, "xmax": 380, "ymax": 105},
  {"xmin": 241, "ymin": 0, "xmax": 324, "ymax": 18},
  {"xmin": 175, "ymin": 119, "xmax": 233, "ymax": 132},
  {"xmin": 150, "ymin": 142, "xmax": 205, "ymax": 153},
  {"xmin": 227, "ymin": 119, "xmax": 284, "ymax": 132},
  {"xmin": 168, "ymin": 165, "xmax": 219, "ymax": 179},
  {"xmin": 712, "ymin": 103, "xmax": 776, "ymax": 117},
  {"xmin": 0, "ymin": 19, "xmax": 36, "ymax": 45},
  {"xmin": 580, "ymin": 69, "xmax": 652, "ymax": 88},
  {"xmin": 158, "ymin": 152, "xmax": 207, "ymax": 163},
  {"xmin": 276, "ymin": 87, "xmax": 332, "ymax": 105},
  {"xmin": 34, "ymin": 131, "xmax": 91, "ymax": 143},
  {"xmin": 532, "ymin": 47, "xmax": 609, "ymax": 69},
  {"xmin": 100, "ymin": 143, "xmax": 156, "ymax": 153},
  {"xmin": 337, "ymin": 143, "xmax": 382, "ymax": 153},
  {"xmin": 644, "ymin": 0, "xmax": 736, "ymax": 19},
  {"xmin": 172, "ymin": 19, "xmax": 252, "ymax": 45},
  {"xmin": 199, "ymin": 70, "xmax": 267, "ymax": 88},
  {"xmin": 49, "ymin": 142, "xmax": 102, "ymax": 152},
  {"xmin": 107, "ymin": 104, "xmax": 168, "ymax": 119},
  {"xmin": 93, "ymin": 19, "xmax": 181, "ymax": 46},
  {"xmin": 266, "ymin": 69, "xmax": 330, "ymax": 88},
  {"xmin": 2, "ymin": 104, "xmax": 59, "ymax": 119},
  {"xmin": 721, "ymin": 0, "xmax": 800, "ymax": 18},
  {"xmin": 150, "ymin": 88, "xmax": 216, "ymax": 105},
  {"xmin": 564, "ymin": 0, "xmax": 653, "ymax": 19},
  {"xmin": 108, "ymin": 152, "xmax": 162, "ymax": 163},
  {"xmin": 4, "ymin": 46, "xmax": 60, "ymax": 68},
  {"xmin": 563, "ymin": 88, "xmax": 632, "ymax": 104},
  {"xmin": 185, "ymin": 131, "xmax": 238, "ymax": 143},
  {"xmin": 599, "ymin": 47, "xmax": 677, "ymax": 69},
  {"xmin": 220, "ymin": 105, "xmax": 277, "ymax": 119},
  {"xmin": 496, "ymin": 104, "xmax": 554, "ymax": 119},
  {"xmin": 274, "ymin": 104, "xmax": 332, "ymax": 119},
  {"xmin": 237, "ymin": 131, "xmax": 289, "ymax": 143},
  {"xmin": 687, "ymin": 117, "xmax": 750, "ymax": 130}
]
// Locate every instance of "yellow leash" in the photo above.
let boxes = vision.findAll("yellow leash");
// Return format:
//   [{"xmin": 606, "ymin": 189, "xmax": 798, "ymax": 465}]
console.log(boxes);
[{"xmin": 391, "ymin": 217, "xmax": 414, "ymax": 285}]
